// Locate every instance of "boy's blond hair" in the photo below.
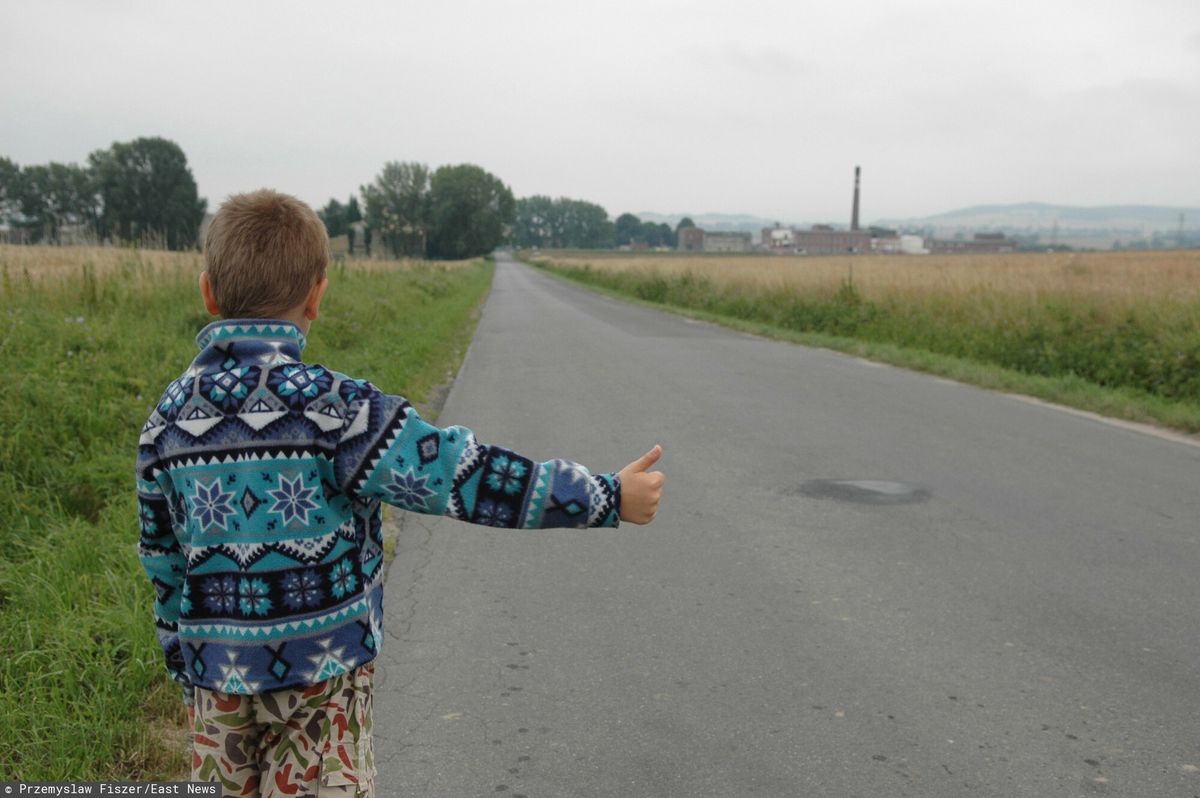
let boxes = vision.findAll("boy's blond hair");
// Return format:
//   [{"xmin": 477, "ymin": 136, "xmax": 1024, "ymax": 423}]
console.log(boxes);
[{"xmin": 203, "ymin": 189, "xmax": 329, "ymax": 318}]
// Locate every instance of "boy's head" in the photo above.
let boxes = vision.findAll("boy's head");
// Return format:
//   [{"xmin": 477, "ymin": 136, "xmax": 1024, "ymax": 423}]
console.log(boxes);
[{"xmin": 202, "ymin": 189, "xmax": 329, "ymax": 320}]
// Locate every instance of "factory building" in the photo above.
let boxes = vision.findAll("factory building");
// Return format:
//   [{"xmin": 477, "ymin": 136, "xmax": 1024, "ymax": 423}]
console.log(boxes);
[
  {"xmin": 672, "ymin": 166, "xmax": 1017, "ymax": 257},
  {"xmin": 761, "ymin": 222, "xmax": 873, "ymax": 255},
  {"xmin": 674, "ymin": 227, "xmax": 752, "ymax": 253},
  {"xmin": 703, "ymin": 231, "xmax": 753, "ymax": 253},
  {"xmin": 761, "ymin": 167, "xmax": 899, "ymax": 255},
  {"xmin": 792, "ymin": 225, "xmax": 872, "ymax": 254},
  {"xmin": 678, "ymin": 226, "xmax": 705, "ymax": 252},
  {"xmin": 927, "ymin": 233, "xmax": 1018, "ymax": 254}
]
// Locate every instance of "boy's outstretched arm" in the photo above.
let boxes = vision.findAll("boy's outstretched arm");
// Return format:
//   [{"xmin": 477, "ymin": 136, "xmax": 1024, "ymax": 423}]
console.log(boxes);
[{"xmin": 335, "ymin": 384, "xmax": 658, "ymax": 529}]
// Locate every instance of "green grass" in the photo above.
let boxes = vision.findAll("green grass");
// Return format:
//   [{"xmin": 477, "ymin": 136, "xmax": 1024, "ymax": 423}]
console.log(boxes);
[
  {"xmin": 530, "ymin": 258, "xmax": 1200, "ymax": 435},
  {"xmin": 0, "ymin": 254, "xmax": 493, "ymax": 780}
]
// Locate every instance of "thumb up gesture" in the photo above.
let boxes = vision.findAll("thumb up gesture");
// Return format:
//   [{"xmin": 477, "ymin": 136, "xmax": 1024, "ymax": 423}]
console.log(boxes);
[{"xmin": 617, "ymin": 445, "xmax": 666, "ymax": 524}]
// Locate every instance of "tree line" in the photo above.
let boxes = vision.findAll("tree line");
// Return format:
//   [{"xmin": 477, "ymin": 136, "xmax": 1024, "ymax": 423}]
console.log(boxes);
[
  {"xmin": 3, "ymin": 138, "xmax": 680, "ymax": 257},
  {"xmin": 0, "ymin": 137, "xmax": 206, "ymax": 250},
  {"xmin": 323, "ymin": 162, "xmax": 693, "ymax": 255},
  {"xmin": 508, "ymin": 203, "xmax": 692, "ymax": 250},
  {"xmin": 319, "ymin": 161, "xmax": 516, "ymax": 260}
]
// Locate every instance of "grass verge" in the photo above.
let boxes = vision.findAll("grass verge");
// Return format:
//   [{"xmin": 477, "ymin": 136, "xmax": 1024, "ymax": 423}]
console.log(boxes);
[
  {"xmin": 526, "ymin": 256, "xmax": 1200, "ymax": 436},
  {"xmin": 0, "ymin": 250, "xmax": 493, "ymax": 780}
]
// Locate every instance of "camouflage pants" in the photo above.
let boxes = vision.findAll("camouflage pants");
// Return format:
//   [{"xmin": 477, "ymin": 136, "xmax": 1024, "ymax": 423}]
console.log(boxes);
[{"xmin": 189, "ymin": 663, "xmax": 375, "ymax": 797}]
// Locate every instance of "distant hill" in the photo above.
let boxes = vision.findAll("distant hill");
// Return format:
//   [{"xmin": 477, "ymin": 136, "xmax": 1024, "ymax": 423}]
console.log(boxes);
[
  {"xmin": 879, "ymin": 203, "xmax": 1198, "ymax": 234},
  {"xmin": 635, "ymin": 212, "xmax": 785, "ymax": 233},
  {"xmin": 633, "ymin": 204, "xmax": 1199, "ymax": 249},
  {"xmin": 878, "ymin": 203, "xmax": 1200, "ymax": 249}
]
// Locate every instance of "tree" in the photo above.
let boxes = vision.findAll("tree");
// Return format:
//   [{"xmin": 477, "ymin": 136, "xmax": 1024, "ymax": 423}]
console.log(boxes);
[
  {"xmin": 614, "ymin": 213, "xmax": 675, "ymax": 247},
  {"xmin": 426, "ymin": 164, "xmax": 514, "ymax": 259},
  {"xmin": 345, "ymin": 195, "xmax": 362, "ymax": 255},
  {"xmin": 13, "ymin": 162, "xmax": 100, "ymax": 243},
  {"xmin": 513, "ymin": 196, "xmax": 614, "ymax": 249},
  {"xmin": 88, "ymin": 137, "xmax": 206, "ymax": 250},
  {"xmin": 675, "ymin": 216, "xmax": 695, "ymax": 233},
  {"xmin": 360, "ymin": 161, "xmax": 431, "ymax": 258},
  {"xmin": 644, "ymin": 222, "xmax": 674, "ymax": 248},
  {"xmin": 554, "ymin": 198, "xmax": 613, "ymax": 248},
  {"xmin": 586, "ymin": 213, "xmax": 616, "ymax": 249},
  {"xmin": 513, "ymin": 195, "xmax": 554, "ymax": 248},
  {"xmin": 615, "ymin": 213, "xmax": 642, "ymax": 247},
  {"xmin": 318, "ymin": 198, "xmax": 346, "ymax": 238},
  {"xmin": 0, "ymin": 157, "xmax": 19, "ymax": 232},
  {"xmin": 345, "ymin": 195, "xmax": 362, "ymax": 224}
]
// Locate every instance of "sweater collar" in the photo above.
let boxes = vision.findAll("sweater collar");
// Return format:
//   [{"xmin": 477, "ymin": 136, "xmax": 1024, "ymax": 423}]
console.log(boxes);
[{"xmin": 195, "ymin": 319, "xmax": 307, "ymax": 359}]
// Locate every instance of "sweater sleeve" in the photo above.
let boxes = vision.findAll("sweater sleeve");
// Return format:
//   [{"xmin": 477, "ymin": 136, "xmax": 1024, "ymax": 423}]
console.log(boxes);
[
  {"xmin": 135, "ymin": 445, "xmax": 192, "ymax": 702},
  {"xmin": 334, "ymin": 381, "xmax": 620, "ymax": 529}
]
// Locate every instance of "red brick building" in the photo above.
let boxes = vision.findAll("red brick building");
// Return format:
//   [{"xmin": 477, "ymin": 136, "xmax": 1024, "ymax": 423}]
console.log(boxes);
[
  {"xmin": 927, "ymin": 233, "xmax": 1019, "ymax": 254},
  {"xmin": 678, "ymin": 226, "xmax": 705, "ymax": 251}
]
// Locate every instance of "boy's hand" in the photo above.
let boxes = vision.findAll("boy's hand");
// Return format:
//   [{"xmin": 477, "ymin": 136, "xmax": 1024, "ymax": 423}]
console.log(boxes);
[{"xmin": 618, "ymin": 445, "xmax": 665, "ymax": 525}]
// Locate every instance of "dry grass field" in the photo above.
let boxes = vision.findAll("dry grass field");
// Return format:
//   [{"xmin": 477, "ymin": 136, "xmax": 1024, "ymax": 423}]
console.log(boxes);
[
  {"xmin": 0, "ymin": 243, "xmax": 203, "ymax": 283},
  {"xmin": 0, "ymin": 244, "xmax": 469, "ymax": 288},
  {"xmin": 525, "ymin": 249, "xmax": 1200, "ymax": 307}
]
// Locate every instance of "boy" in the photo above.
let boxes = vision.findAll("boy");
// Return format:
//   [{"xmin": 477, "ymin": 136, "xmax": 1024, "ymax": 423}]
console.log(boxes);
[{"xmin": 136, "ymin": 189, "xmax": 664, "ymax": 797}]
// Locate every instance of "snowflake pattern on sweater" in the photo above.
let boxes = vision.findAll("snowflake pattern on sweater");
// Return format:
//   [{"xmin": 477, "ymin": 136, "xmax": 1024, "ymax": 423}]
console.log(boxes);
[{"xmin": 137, "ymin": 320, "xmax": 620, "ymax": 697}]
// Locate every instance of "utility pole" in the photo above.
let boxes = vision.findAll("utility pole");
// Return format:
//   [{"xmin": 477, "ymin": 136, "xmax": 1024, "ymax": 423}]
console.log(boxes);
[{"xmin": 851, "ymin": 166, "xmax": 861, "ymax": 232}]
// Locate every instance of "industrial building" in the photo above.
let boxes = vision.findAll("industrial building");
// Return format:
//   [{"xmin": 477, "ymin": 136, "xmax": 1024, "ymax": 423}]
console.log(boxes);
[
  {"xmin": 676, "ymin": 166, "xmax": 1016, "ymax": 256},
  {"xmin": 678, "ymin": 226, "xmax": 705, "ymax": 252},
  {"xmin": 797, "ymin": 225, "xmax": 869, "ymax": 254},
  {"xmin": 703, "ymin": 231, "xmax": 752, "ymax": 253},
  {"xmin": 761, "ymin": 166, "xmax": 885, "ymax": 255},
  {"xmin": 674, "ymin": 227, "xmax": 753, "ymax": 253},
  {"xmin": 927, "ymin": 233, "xmax": 1019, "ymax": 254}
]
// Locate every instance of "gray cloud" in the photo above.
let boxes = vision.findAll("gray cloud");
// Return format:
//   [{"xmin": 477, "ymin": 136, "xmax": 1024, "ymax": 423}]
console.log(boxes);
[
  {"xmin": 3, "ymin": 0, "xmax": 1199, "ymax": 221},
  {"xmin": 684, "ymin": 42, "xmax": 817, "ymax": 79}
]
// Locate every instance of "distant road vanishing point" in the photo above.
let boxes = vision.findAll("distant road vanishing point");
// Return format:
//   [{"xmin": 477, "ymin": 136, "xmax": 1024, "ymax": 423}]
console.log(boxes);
[{"xmin": 374, "ymin": 253, "xmax": 1200, "ymax": 797}]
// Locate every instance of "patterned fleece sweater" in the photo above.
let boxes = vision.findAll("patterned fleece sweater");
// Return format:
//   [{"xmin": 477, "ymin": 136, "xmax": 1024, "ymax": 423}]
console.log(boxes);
[{"xmin": 137, "ymin": 320, "xmax": 620, "ymax": 697}]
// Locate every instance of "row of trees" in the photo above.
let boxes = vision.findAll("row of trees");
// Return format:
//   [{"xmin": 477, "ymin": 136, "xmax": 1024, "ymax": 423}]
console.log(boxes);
[
  {"xmin": 509, "ymin": 203, "xmax": 697, "ymax": 250},
  {"xmin": 615, "ymin": 213, "xmax": 695, "ymax": 249},
  {"xmin": 321, "ymin": 167, "xmax": 696, "ymax": 257},
  {"xmin": 318, "ymin": 162, "xmax": 515, "ymax": 260},
  {"xmin": 0, "ymin": 137, "xmax": 206, "ymax": 250},
  {"xmin": 511, "ymin": 196, "xmax": 613, "ymax": 249},
  {"xmin": 3, "ymin": 138, "xmax": 680, "ymax": 257}
]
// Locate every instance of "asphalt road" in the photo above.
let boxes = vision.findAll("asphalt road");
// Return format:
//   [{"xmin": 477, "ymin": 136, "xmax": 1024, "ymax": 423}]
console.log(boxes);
[{"xmin": 374, "ymin": 254, "xmax": 1200, "ymax": 797}]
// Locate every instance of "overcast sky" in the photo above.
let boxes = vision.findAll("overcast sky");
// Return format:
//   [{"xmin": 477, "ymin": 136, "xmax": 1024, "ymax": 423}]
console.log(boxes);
[{"xmin": 3, "ymin": 0, "xmax": 1198, "ymax": 223}]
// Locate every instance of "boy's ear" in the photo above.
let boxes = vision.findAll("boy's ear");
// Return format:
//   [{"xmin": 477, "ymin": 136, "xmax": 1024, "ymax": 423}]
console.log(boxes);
[
  {"xmin": 199, "ymin": 272, "xmax": 221, "ymax": 316},
  {"xmin": 303, "ymin": 276, "xmax": 330, "ymax": 322}
]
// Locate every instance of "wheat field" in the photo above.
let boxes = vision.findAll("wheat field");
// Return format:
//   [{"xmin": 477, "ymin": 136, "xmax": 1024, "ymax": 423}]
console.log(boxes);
[
  {"xmin": 525, "ymin": 249, "xmax": 1200, "ymax": 306},
  {"xmin": 0, "ymin": 244, "xmax": 470, "ymax": 289}
]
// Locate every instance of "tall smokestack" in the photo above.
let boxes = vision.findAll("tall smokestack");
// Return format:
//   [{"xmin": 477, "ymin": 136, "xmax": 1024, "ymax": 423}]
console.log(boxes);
[{"xmin": 851, "ymin": 165, "xmax": 861, "ymax": 231}]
